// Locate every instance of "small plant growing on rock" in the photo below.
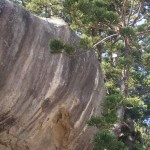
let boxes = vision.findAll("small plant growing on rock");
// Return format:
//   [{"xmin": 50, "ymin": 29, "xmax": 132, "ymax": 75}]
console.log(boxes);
[
  {"xmin": 49, "ymin": 39, "xmax": 64, "ymax": 53},
  {"xmin": 49, "ymin": 39, "xmax": 75, "ymax": 55},
  {"xmin": 64, "ymin": 44, "xmax": 75, "ymax": 55}
]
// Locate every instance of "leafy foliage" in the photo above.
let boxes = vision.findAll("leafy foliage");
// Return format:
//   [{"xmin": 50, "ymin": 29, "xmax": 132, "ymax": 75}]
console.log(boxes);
[
  {"xmin": 120, "ymin": 27, "xmax": 135, "ymax": 37},
  {"xmin": 64, "ymin": 44, "xmax": 75, "ymax": 55},
  {"xmin": 63, "ymin": 0, "xmax": 150, "ymax": 149},
  {"xmin": 10, "ymin": 0, "xmax": 62, "ymax": 18},
  {"xmin": 93, "ymin": 130, "xmax": 127, "ymax": 150},
  {"xmin": 49, "ymin": 39, "xmax": 64, "ymax": 53},
  {"xmin": 49, "ymin": 39, "xmax": 75, "ymax": 55}
]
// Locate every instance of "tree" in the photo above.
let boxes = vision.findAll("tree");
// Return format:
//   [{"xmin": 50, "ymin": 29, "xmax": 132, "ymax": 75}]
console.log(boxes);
[
  {"xmin": 10, "ymin": 0, "xmax": 63, "ymax": 18},
  {"xmin": 63, "ymin": 0, "xmax": 150, "ymax": 149}
]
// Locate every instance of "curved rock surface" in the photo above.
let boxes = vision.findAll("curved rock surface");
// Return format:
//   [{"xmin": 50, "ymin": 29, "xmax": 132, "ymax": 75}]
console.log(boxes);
[{"xmin": 0, "ymin": 0, "xmax": 105, "ymax": 150}]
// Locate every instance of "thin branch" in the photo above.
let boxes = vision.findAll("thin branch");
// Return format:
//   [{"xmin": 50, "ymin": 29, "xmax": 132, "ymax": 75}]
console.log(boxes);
[
  {"xmin": 137, "ymin": 13, "xmax": 150, "ymax": 23},
  {"xmin": 93, "ymin": 34, "xmax": 118, "ymax": 48},
  {"xmin": 136, "ymin": 30, "xmax": 150, "ymax": 36},
  {"xmin": 121, "ymin": 0, "xmax": 128, "ymax": 26},
  {"xmin": 128, "ymin": 0, "xmax": 135, "ymax": 25},
  {"xmin": 132, "ymin": 1, "xmax": 144, "ymax": 26},
  {"xmin": 113, "ymin": 0, "xmax": 121, "ymax": 14},
  {"xmin": 111, "ymin": 36, "xmax": 121, "ymax": 48},
  {"xmin": 131, "ymin": 4, "xmax": 141, "ymax": 15},
  {"xmin": 98, "ymin": 27, "xmax": 116, "ymax": 33}
]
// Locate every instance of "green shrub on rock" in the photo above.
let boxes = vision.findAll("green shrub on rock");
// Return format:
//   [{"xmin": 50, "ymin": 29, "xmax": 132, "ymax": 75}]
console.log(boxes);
[
  {"xmin": 49, "ymin": 39, "xmax": 75, "ymax": 55},
  {"xmin": 64, "ymin": 44, "xmax": 75, "ymax": 55},
  {"xmin": 49, "ymin": 39, "xmax": 64, "ymax": 53}
]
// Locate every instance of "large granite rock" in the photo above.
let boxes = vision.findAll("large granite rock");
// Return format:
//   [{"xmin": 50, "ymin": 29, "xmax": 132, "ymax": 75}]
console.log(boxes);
[{"xmin": 0, "ymin": 0, "xmax": 105, "ymax": 150}]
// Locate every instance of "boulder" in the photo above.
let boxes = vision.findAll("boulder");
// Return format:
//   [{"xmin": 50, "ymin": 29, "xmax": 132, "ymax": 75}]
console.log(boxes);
[{"xmin": 0, "ymin": 0, "xmax": 105, "ymax": 149}]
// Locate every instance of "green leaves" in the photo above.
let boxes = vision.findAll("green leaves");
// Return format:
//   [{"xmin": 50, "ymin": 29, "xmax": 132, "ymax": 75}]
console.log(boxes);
[
  {"xmin": 49, "ymin": 39, "xmax": 75, "ymax": 55},
  {"xmin": 119, "ymin": 56, "xmax": 133, "ymax": 66},
  {"xmin": 63, "ymin": 0, "xmax": 120, "ymax": 36},
  {"xmin": 78, "ymin": 0, "xmax": 92, "ymax": 14},
  {"xmin": 137, "ymin": 24, "xmax": 148, "ymax": 32},
  {"xmin": 143, "ymin": 75, "xmax": 150, "ymax": 86},
  {"xmin": 88, "ymin": 93, "xmax": 124, "ymax": 129},
  {"xmin": 105, "ymin": 94, "xmax": 124, "ymax": 109},
  {"xmin": 93, "ymin": 7, "xmax": 119, "ymax": 24},
  {"xmin": 93, "ymin": 130, "xmax": 128, "ymax": 150},
  {"xmin": 64, "ymin": 44, "xmax": 75, "ymax": 55},
  {"xmin": 88, "ymin": 114, "xmax": 118, "ymax": 129},
  {"xmin": 120, "ymin": 26, "xmax": 136, "ymax": 37},
  {"xmin": 49, "ymin": 39, "xmax": 64, "ymax": 53},
  {"xmin": 24, "ymin": 0, "xmax": 62, "ymax": 17},
  {"xmin": 105, "ymin": 11, "xmax": 119, "ymax": 24},
  {"xmin": 79, "ymin": 35, "xmax": 98, "ymax": 49},
  {"xmin": 125, "ymin": 97, "xmax": 146, "ymax": 108},
  {"xmin": 142, "ymin": 52, "xmax": 150, "ymax": 71},
  {"xmin": 94, "ymin": 0, "xmax": 107, "ymax": 8},
  {"xmin": 88, "ymin": 116, "xmax": 104, "ymax": 127}
]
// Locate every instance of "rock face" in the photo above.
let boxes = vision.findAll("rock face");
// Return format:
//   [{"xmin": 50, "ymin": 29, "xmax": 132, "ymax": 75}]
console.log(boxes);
[{"xmin": 0, "ymin": 0, "xmax": 105, "ymax": 150}]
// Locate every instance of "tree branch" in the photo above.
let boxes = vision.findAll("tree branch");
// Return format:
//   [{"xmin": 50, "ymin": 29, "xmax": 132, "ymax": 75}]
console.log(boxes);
[
  {"xmin": 132, "ymin": 1, "xmax": 144, "ymax": 26},
  {"xmin": 121, "ymin": 0, "xmax": 128, "ymax": 26},
  {"xmin": 111, "ymin": 36, "xmax": 121, "ymax": 48},
  {"xmin": 113, "ymin": 0, "xmax": 121, "ymax": 14},
  {"xmin": 136, "ymin": 13, "xmax": 150, "ymax": 23},
  {"xmin": 127, "ymin": 0, "xmax": 135, "ymax": 25},
  {"xmin": 93, "ymin": 34, "xmax": 118, "ymax": 48},
  {"xmin": 136, "ymin": 30, "xmax": 150, "ymax": 36}
]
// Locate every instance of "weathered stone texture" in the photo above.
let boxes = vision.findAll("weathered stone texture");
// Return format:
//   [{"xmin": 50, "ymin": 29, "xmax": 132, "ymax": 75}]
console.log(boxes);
[{"xmin": 0, "ymin": 0, "xmax": 105, "ymax": 150}]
